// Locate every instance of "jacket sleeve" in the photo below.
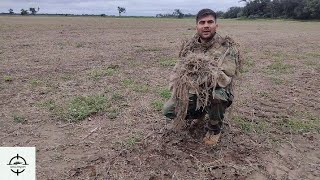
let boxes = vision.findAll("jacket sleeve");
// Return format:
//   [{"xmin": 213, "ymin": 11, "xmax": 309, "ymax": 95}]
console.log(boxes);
[{"xmin": 217, "ymin": 46, "xmax": 238, "ymax": 87}]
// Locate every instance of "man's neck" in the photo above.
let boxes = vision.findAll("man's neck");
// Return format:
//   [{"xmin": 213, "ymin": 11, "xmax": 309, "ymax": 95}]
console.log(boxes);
[{"xmin": 198, "ymin": 33, "xmax": 216, "ymax": 43}]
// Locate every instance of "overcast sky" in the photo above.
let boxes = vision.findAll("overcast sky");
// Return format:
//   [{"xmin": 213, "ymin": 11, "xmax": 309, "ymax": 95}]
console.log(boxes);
[{"xmin": 0, "ymin": 0, "xmax": 245, "ymax": 16}]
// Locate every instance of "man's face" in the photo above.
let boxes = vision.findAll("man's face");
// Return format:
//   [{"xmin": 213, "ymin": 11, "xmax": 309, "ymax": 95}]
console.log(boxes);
[{"xmin": 196, "ymin": 15, "xmax": 218, "ymax": 41}]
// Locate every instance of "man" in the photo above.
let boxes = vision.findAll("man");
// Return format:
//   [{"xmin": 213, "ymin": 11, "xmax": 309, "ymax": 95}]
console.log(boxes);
[{"xmin": 163, "ymin": 9, "xmax": 241, "ymax": 145}]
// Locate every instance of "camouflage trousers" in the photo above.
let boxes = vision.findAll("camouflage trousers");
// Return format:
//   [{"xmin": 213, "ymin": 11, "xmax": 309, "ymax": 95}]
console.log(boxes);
[{"xmin": 163, "ymin": 87, "xmax": 233, "ymax": 133}]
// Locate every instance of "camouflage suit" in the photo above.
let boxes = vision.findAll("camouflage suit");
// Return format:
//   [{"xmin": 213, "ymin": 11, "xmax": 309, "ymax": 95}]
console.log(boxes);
[{"xmin": 163, "ymin": 33, "xmax": 238, "ymax": 134}]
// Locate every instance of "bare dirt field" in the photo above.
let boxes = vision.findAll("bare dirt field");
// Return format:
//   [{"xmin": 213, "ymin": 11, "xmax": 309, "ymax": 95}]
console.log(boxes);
[{"xmin": 0, "ymin": 16, "xmax": 319, "ymax": 179}]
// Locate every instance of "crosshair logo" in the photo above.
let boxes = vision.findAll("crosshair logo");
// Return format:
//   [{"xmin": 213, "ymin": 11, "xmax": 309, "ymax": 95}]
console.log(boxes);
[{"xmin": 7, "ymin": 154, "xmax": 29, "ymax": 176}]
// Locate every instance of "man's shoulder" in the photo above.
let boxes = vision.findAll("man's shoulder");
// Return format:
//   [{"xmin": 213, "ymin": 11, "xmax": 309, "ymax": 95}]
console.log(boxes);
[
  {"xmin": 182, "ymin": 35, "xmax": 196, "ymax": 47},
  {"xmin": 215, "ymin": 33, "xmax": 237, "ymax": 47}
]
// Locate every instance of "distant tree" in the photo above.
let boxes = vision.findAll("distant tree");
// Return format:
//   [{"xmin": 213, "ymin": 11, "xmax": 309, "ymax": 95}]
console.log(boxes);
[
  {"xmin": 216, "ymin": 11, "xmax": 224, "ymax": 18},
  {"xmin": 9, "ymin": 8, "xmax": 14, "ymax": 14},
  {"xmin": 117, "ymin": 6, "xmax": 126, "ymax": 16},
  {"xmin": 173, "ymin": 9, "xmax": 184, "ymax": 18},
  {"xmin": 101, "ymin": 14, "xmax": 106, "ymax": 17},
  {"xmin": 21, "ymin": 9, "xmax": 28, "ymax": 15},
  {"xmin": 307, "ymin": 0, "xmax": 320, "ymax": 19},
  {"xmin": 184, "ymin": 13, "xmax": 195, "ymax": 18},
  {"xmin": 156, "ymin": 14, "xmax": 163, "ymax": 18},
  {"xmin": 226, "ymin": 0, "xmax": 319, "ymax": 19},
  {"xmin": 224, "ymin": 7, "xmax": 243, "ymax": 18},
  {"xmin": 292, "ymin": 0, "xmax": 310, "ymax": 19},
  {"xmin": 29, "ymin": 7, "xmax": 39, "ymax": 15},
  {"xmin": 242, "ymin": 0, "xmax": 272, "ymax": 18}
]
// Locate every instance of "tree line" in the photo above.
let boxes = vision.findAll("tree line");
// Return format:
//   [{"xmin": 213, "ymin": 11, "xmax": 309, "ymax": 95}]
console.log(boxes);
[
  {"xmin": 156, "ymin": 9, "xmax": 195, "ymax": 18},
  {"xmin": 7, "ymin": 7, "xmax": 126, "ymax": 16},
  {"xmin": 155, "ymin": 1, "xmax": 320, "ymax": 20},
  {"xmin": 223, "ymin": 0, "xmax": 320, "ymax": 19},
  {"xmin": 8, "ymin": 7, "xmax": 40, "ymax": 15}
]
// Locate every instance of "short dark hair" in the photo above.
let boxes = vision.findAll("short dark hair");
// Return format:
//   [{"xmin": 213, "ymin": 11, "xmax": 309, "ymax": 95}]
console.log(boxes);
[{"xmin": 196, "ymin": 9, "xmax": 217, "ymax": 23}]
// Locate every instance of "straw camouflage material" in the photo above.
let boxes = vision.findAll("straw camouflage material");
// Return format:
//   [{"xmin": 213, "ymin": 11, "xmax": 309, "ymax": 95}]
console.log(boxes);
[{"xmin": 163, "ymin": 33, "xmax": 242, "ymax": 129}]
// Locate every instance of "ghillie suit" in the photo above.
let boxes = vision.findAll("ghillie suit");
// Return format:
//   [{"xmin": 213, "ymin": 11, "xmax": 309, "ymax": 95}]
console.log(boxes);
[{"xmin": 170, "ymin": 33, "xmax": 243, "ymax": 129}]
